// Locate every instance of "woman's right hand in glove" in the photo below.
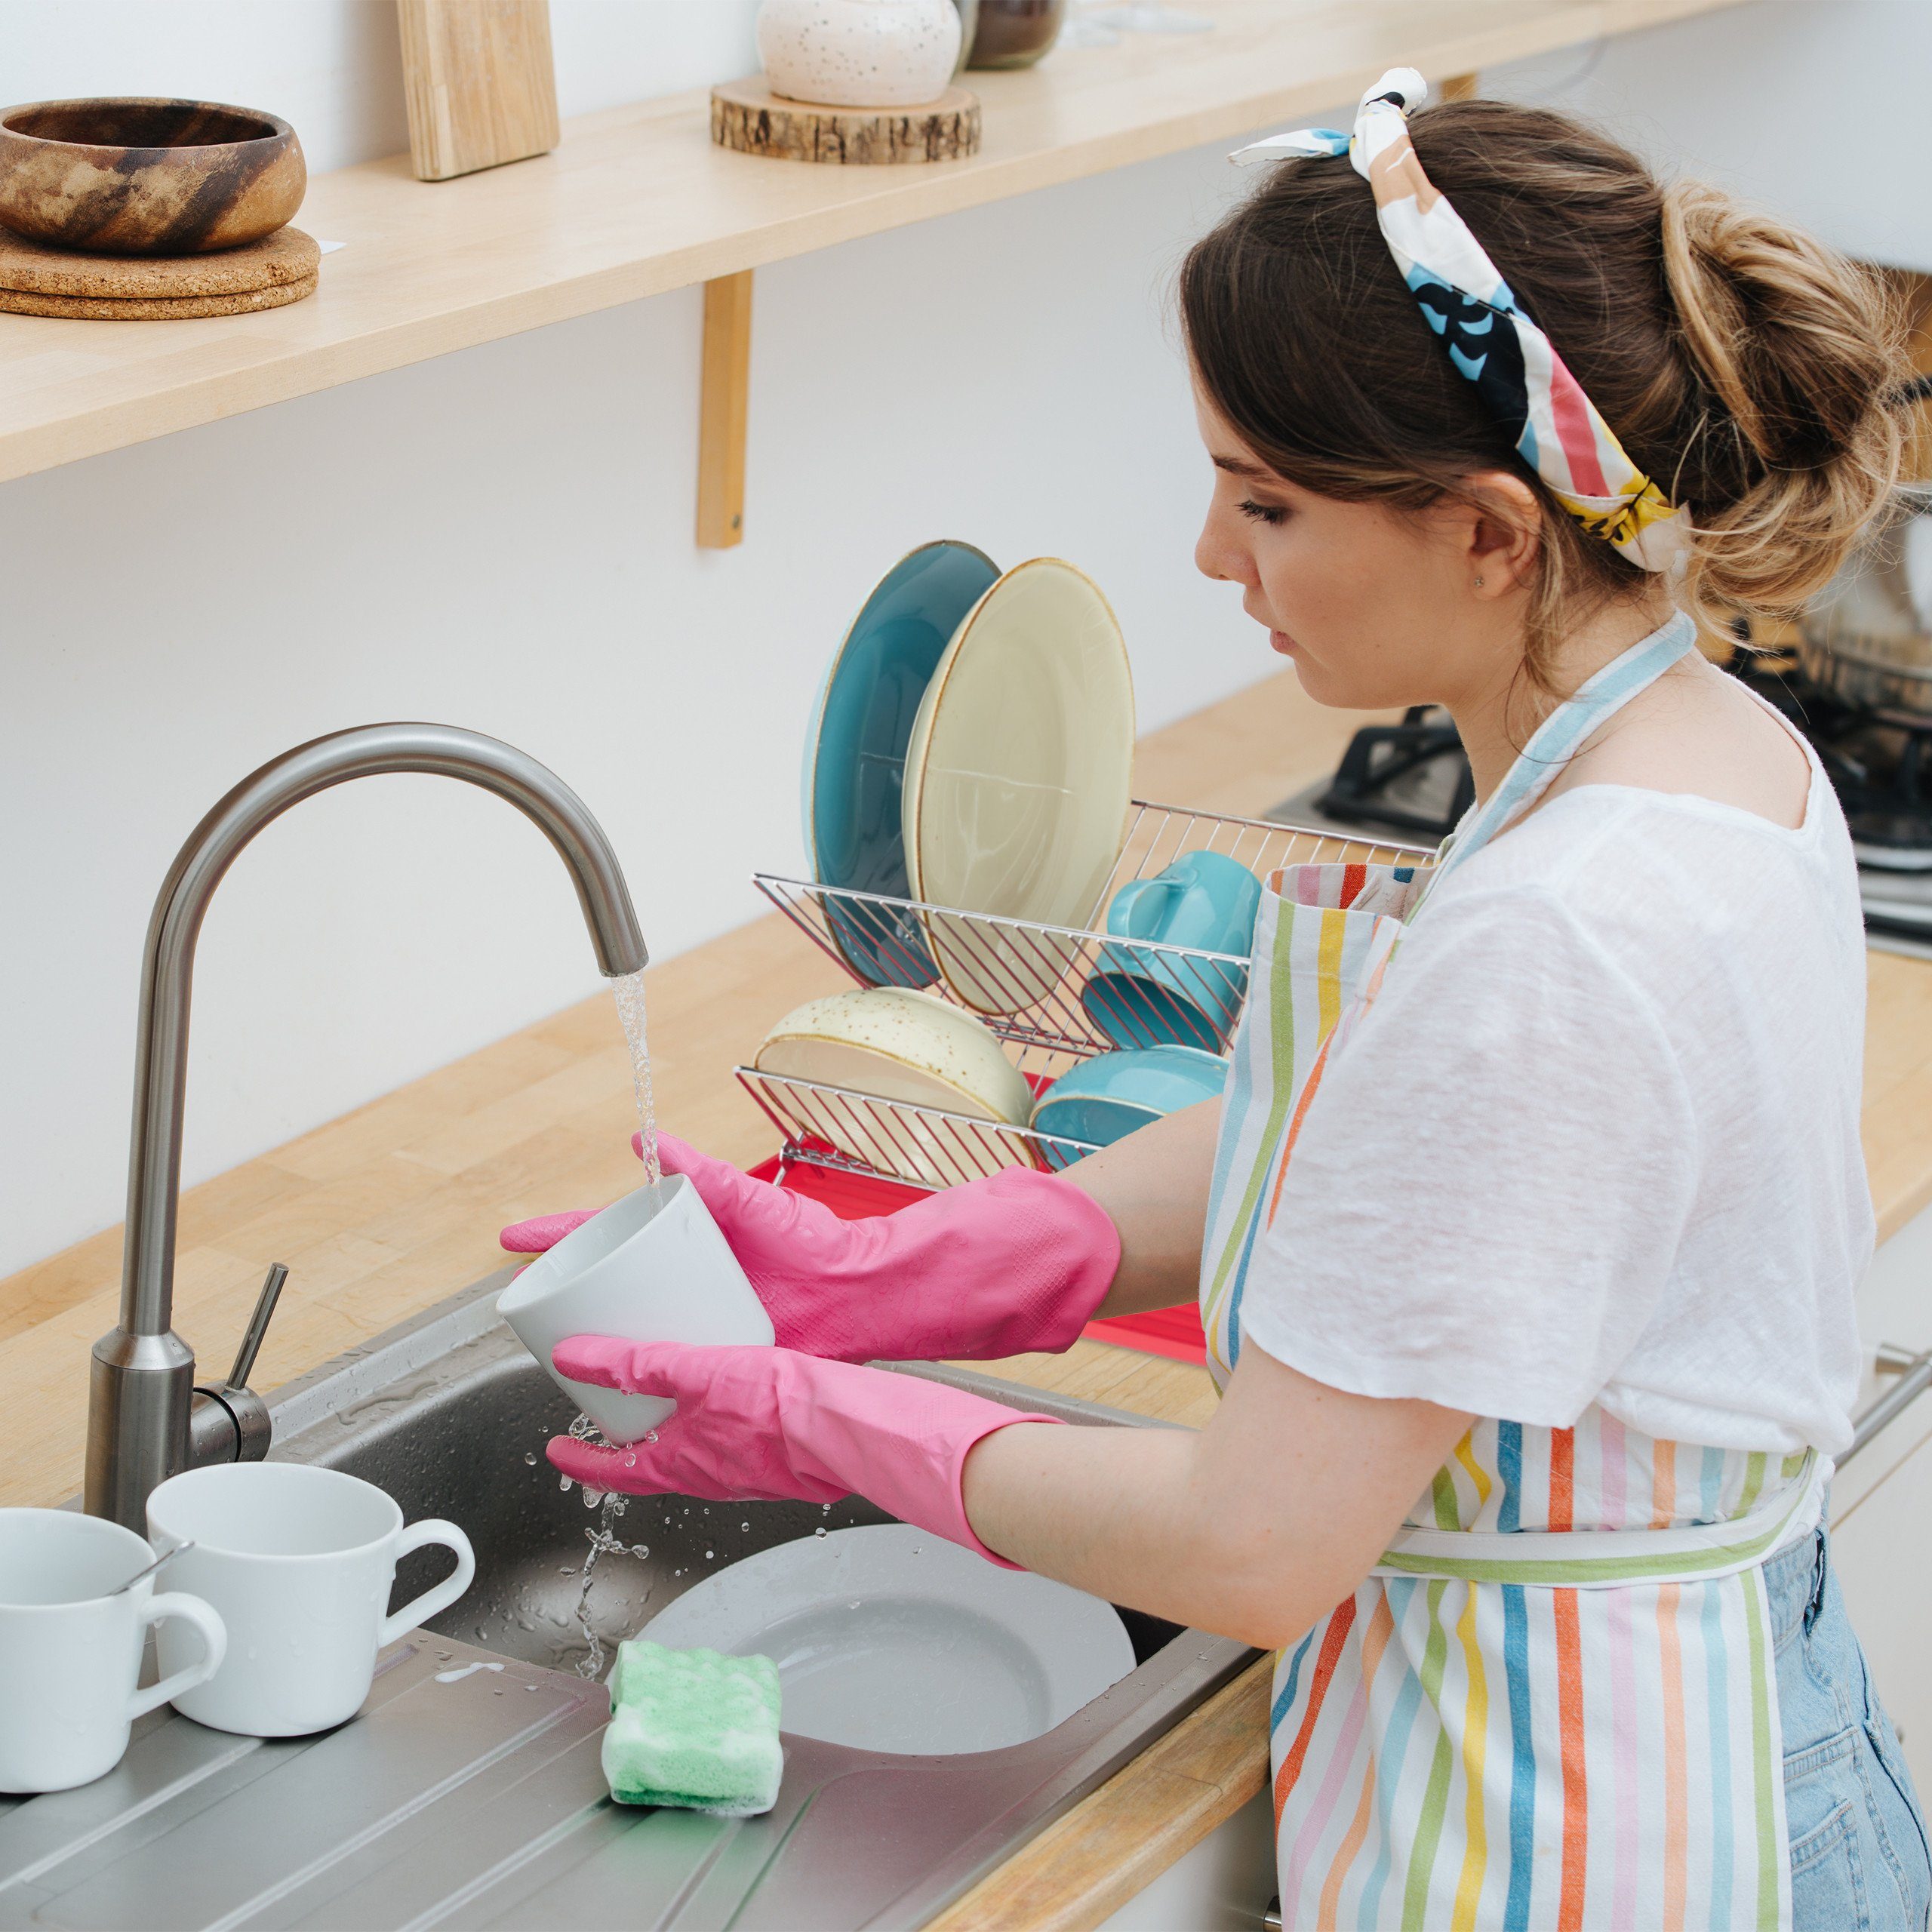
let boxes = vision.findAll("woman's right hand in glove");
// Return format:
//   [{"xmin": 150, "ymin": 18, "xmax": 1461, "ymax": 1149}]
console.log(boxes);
[{"xmin": 500, "ymin": 1131, "xmax": 1121, "ymax": 1365}]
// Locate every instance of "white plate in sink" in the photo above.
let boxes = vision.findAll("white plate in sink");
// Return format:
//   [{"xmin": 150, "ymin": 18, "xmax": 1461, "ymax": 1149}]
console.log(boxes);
[{"xmin": 636, "ymin": 1523, "xmax": 1135, "ymax": 1755}]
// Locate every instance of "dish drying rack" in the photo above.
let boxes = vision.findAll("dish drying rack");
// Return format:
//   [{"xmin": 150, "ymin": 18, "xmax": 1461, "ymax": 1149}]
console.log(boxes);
[{"xmin": 737, "ymin": 799, "xmax": 1433, "ymax": 1194}]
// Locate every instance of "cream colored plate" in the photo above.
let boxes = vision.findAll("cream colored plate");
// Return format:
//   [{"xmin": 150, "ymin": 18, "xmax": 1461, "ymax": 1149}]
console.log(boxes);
[{"xmin": 903, "ymin": 558, "xmax": 1135, "ymax": 1014}]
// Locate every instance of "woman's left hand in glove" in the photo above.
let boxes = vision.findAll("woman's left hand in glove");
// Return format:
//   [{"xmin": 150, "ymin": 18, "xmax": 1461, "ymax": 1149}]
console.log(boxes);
[{"xmin": 544, "ymin": 1337, "xmax": 1061, "ymax": 1567}]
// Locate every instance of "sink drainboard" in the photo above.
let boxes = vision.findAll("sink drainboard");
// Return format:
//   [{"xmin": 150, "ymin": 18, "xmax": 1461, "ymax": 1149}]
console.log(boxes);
[{"xmin": 0, "ymin": 1274, "xmax": 1254, "ymax": 1931}]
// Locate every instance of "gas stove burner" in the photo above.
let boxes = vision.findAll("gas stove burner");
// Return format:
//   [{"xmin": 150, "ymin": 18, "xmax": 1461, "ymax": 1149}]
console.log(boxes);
[
  {"xmin": 1733, "ymin": 654, "xmax": 1932, "ymax": 875},
  {"xmin": 1277, "ymin": 648, "xmax": 1932, "ymax": 944},
  {"xmin": 1268, "ymin": 706, "xmax": 1470, "ymax": 845}
]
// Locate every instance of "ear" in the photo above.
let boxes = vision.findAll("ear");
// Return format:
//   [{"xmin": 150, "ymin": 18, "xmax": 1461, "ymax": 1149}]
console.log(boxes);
[{"xmin": 1460, "ymin": 470, "xmax": 1543, "ymax": 596}]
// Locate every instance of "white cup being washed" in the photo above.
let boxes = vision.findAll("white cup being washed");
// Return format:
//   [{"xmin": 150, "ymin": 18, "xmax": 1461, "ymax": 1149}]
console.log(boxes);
[
  {"xmin": 146, "ymin": 1463, "xmax": 474, "ymax": 1737},
  {"xmin": 497, "ymin": 1174, "xmax": 775, "ymax": 1443},
  {"xmin": 0, "ymin": 1508, "xmax": 226, "ymax": 1792}
]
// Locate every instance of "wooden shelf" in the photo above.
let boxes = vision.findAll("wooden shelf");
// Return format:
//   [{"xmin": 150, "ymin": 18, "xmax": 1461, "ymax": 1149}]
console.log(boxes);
[{"xmin": 0, "ymin": 0, "xmax": 1746, "ymax": 488}]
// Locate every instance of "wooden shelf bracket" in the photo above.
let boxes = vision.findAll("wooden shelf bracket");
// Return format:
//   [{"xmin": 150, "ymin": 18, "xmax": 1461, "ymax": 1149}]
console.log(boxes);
[{"xmin": 697, "ymin": 268, "xmax": 754, "ymax": 548}]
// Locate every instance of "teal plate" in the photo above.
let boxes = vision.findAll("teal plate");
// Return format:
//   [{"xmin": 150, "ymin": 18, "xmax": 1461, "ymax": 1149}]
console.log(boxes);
[{"xmin": 802, "ymin": 540, "xmax": 999, "ymax": 986}]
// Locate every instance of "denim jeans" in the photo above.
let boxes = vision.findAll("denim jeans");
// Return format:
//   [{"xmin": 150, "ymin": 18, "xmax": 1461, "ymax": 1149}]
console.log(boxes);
[{"xmin": 1769, "ymin": 1521, "xmax": 1931, "ymax": 1930}]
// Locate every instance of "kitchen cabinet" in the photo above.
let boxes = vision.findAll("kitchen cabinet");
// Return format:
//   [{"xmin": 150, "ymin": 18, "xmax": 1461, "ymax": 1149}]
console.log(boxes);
[
  {"xmin": 1829, "ymin": 1429, "xmax": 1932, "ymax": 1792},
  {"xmin": 1830, "ymin": 1198, "xmax": 1932, "ymax": 1791},
  {"xmin": 1093, "ymin": 1788, "xmax": 1277, "ymax": 1932}
]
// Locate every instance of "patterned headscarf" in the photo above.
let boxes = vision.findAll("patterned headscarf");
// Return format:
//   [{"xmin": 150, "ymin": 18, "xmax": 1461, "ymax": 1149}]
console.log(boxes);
[{"xmin": 1231, "ymin": 68, "xmax": 1687, "ymax": 573}]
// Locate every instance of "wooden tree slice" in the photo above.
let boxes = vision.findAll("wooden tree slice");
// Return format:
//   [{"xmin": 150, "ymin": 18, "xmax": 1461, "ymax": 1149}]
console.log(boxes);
[{"xmin": 711, "ymin": 78, "xmax": 980, "ymax": 165}]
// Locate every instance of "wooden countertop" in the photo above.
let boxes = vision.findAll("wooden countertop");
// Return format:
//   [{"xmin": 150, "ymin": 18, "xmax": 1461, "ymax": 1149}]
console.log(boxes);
[
  {"xmin": 5, "ymin": 660, "xmax": 1930, "ymax": 1926},
  {"xmin": 0, "ymin": 0, "xmax": 1748, "ymax": 487}
]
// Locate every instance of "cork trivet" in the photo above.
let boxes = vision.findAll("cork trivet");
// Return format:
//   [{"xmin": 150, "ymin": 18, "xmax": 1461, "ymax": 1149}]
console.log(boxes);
[
  {"xmin": 0, "ymin": 226, "xmax": 319, "ymax": 299},
  {"xmin": 711, "ymin": 79, "xmax": 980, "ymax": 165},
  {"xmin": 0, "ymin": 272, "xmax": 317, "ymax": 319}
]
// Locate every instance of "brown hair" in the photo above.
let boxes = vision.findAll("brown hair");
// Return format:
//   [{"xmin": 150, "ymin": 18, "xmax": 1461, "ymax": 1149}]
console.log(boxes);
[{"xmin": 1179, "ymin": 97, "xmax": 1909, "ymax": 691}]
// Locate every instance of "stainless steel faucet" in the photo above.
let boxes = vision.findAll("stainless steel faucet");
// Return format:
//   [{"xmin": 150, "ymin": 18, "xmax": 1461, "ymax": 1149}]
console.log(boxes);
[{"xmin": 85, "ymin": 724, "xmax": 649, "ymax": 1531}]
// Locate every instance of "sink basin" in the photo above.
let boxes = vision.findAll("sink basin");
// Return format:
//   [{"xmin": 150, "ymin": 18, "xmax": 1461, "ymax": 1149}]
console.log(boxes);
[{"xmin": 0, "ymin": 1275, "xmax": 1254, "ymax": 1931}]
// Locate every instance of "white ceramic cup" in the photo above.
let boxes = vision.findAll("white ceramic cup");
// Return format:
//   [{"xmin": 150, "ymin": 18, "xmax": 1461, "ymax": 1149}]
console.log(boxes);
[
  {"xmin": 146, "ymin": 1463, "xmax": 474, "ymax": 1737},
  {"xmin": 0, "ymin": 1507, "xmax": 226, "ymax": 1792},
  {"xmin": 497, "ymin": 1174, "xmax": 775, "ymax": 1443}
]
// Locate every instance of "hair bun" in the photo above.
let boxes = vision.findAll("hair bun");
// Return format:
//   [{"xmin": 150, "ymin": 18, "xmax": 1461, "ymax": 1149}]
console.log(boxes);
[{"xmin": 1660, "ymin": 177, "xmax": 1906, "ymax": 614}]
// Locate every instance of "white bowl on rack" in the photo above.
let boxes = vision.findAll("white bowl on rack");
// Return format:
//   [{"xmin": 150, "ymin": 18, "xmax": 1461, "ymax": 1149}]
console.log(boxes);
[{"xmin": 753, "ymin": 987, "xmax": 1036, "ymax": 1185}]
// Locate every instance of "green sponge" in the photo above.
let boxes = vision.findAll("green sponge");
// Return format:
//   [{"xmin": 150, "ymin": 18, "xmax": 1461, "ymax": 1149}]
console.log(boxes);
[{"xmin": 601, "ymin": 1639, "xmax": 783, "ymax": 1817}]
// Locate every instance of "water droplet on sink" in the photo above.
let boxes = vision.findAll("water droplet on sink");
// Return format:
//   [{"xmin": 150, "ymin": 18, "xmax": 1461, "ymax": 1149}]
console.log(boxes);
[
  {"xmin": 524, "ymin": 1452, "xmax": 537, "ymax": 1466},
  {"xmin": 740, "ymin": 1522, "xmax": 749, "ymax": 1533},
  {"xmin": 814, "ymin": 1527, "xmax": 827, "ymax": 1538},
  {"xmin": 704, "ymin": 1549, "xmax": 714, "ymax": 1560}
]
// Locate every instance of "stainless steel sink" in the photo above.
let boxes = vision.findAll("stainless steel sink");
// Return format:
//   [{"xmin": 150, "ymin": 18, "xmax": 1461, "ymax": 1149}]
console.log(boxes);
[{"xmin": 0, "ymin": 1275, "xmax": 1254, "ymax": 1930}]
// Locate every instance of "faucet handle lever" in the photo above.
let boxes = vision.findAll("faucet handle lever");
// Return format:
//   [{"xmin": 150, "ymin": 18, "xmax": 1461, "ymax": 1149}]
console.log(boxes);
[{"xmin": 226, "ymin": 1262, "xmax": 288, "ymax": 1392}]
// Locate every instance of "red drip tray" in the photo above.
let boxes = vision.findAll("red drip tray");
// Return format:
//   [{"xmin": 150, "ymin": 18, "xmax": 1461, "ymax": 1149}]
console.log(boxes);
[{"xmin": 746, "ymin": 1145, "xmax": 1207, "ymax": 1366}]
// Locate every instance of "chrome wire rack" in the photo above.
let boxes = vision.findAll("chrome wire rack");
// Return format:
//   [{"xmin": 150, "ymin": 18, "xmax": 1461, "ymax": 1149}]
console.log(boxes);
[
  {"xmin": 755, "ymin": 799, "xmax": 1433, "ymax": 1057},
  {"xmin": 739, "ymin": 801, "xmax": 1435, "ymax": 1192},
  {"xmin": 735, "ymin": 1067, "xmax": 1097, "ymax": 1193}
]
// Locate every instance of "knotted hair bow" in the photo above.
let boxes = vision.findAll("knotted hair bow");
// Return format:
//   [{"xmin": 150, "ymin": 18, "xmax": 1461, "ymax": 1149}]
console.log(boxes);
[{"xmin": 1232, "ymin": 68, "xmax": 1687, "ymax": 573}]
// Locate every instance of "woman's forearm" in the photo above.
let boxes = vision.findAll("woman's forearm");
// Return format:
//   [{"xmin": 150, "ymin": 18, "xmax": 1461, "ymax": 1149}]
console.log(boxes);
[
  {"xmin": 959, "ymin": 1342, "xmax": 1473, "ymax": 1649},
  {"xmin": 1058, "ymin": 1099, "xmax": 1221, "ymax": 1318}
]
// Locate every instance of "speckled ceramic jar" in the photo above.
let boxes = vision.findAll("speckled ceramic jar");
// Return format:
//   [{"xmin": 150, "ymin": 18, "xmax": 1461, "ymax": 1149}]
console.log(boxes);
[{"xmin": 756, "ymin": 0, "xmax": 963, "ymax": 109}]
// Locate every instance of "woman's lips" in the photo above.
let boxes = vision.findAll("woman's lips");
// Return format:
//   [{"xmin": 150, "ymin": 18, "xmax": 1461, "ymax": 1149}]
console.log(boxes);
[{"xmin": 1270, "ymin": 629, "xmax": 1297, "ymax": 656}]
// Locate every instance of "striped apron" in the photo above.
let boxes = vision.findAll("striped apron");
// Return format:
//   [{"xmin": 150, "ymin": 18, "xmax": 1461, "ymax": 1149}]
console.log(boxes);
[{"xmin": 1199, "ymin": 616, "xmax": 1823, "ymax": 1928}]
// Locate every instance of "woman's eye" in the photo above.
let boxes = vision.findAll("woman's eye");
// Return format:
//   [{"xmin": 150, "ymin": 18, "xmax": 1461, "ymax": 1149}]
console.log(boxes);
[{"xmin": 1237, "ymin": 498, "xmax": 1287, "ymax": 527}]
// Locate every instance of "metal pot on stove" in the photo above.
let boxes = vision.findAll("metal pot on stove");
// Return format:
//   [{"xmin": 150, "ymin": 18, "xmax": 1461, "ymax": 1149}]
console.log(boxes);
[{"xmin": 1801, "ymin": 484, "xmax": 1932, "ymax": 717}]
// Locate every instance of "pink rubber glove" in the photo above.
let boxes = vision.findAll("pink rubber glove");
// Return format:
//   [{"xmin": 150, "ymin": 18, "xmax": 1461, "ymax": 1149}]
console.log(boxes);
[
  {"xmin": 501, "ymin": 1132, "xmax": 1121, "ymax": 1364},
  {"xmin": 544, "ymin": 1338, "xmax": 1058, "ymax": 1567}
]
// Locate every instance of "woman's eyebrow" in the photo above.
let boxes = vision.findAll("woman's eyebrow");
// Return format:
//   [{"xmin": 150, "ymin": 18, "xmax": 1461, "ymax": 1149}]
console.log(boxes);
[{"xmin": 1211, "ymin": 454, "xmax": 1272, "ymax": 480}]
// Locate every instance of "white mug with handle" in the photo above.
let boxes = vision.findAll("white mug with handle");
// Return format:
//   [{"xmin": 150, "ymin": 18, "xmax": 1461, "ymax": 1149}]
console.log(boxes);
[
  {"xmin": 146, "ymin": 1462, "xmax": 474, "ymax": 1737},
  {"xmin": 0, "ymin": 1507, "xmax": 227, "ymax": 1793}
]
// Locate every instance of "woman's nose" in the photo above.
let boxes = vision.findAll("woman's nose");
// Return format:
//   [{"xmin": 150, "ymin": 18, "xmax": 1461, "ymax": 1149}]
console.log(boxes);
[{"xmin": 1195, "ymin": 509, "xmax": 1255, "ymax": 587}]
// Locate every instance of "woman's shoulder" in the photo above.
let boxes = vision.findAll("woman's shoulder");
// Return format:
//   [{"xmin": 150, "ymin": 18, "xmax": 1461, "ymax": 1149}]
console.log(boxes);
[
  {"xmin": 1540, "ymin": 651, "xmax": 1817, "ymax": 833},
  {"xmin": 1423, "ymin": 758, "xmax": 1864, "ymax": 993}
]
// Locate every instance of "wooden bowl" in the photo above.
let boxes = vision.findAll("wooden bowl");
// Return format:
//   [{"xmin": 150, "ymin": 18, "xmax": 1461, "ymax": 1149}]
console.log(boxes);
[{"xmin": 0, "ymin": 98, "xmax": 304, "ymax": 255}]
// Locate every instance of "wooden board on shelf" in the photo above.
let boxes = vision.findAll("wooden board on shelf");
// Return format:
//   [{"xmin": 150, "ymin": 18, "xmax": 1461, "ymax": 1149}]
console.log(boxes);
[{"xmin": 396, "ymin": 0, "xmax": 561, "ymax": 183}]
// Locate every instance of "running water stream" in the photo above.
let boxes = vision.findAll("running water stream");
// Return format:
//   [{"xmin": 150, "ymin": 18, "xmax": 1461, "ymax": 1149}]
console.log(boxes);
[
  {"xmin": 564, "ymin": 1414, "xmax": 655, "ymax": 1679},
  {"xmin": 552, "ymin": 973, "xmax": 664, "ymax": 1677},
  {"xmin": 612, "ymin": 967, "xmax": 661, "ymax": 1189}
]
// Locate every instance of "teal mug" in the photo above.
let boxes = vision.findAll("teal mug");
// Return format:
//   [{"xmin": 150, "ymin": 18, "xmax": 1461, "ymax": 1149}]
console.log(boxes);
[{"xmin": 1081, "ymin": 851, "xmax": 1262, "ymax": 1051}]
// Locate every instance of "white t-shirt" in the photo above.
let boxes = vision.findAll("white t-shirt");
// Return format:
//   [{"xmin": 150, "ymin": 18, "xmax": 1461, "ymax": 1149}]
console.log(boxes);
[{"xmin": 1238, "ymin": 737, "xmax": 1872, "ymax": 1457}]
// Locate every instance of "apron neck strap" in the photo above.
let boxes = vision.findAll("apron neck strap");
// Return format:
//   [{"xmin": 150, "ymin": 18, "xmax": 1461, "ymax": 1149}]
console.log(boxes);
[{"xmin": 1427, "ymin": 611, "xmax": 1697, "ymax": 891}]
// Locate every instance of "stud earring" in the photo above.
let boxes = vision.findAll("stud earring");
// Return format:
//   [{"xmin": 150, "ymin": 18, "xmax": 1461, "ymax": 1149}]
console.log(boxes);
[{"xmin": 1474, "ymin": 575, "xmax": 1485, "ymax": 588}]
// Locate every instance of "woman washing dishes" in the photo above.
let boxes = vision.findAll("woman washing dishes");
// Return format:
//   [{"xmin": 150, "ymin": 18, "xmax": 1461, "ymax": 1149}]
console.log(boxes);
[{"xmin": 509, "ymin": 73, "xmax": 1930, "ymax": 1927}]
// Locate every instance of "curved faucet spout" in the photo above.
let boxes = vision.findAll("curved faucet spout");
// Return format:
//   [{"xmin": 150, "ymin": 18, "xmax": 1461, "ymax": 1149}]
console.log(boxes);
[{"xmin": 85, "ymin": 723, "xmax": 648, "ymax": 1528}]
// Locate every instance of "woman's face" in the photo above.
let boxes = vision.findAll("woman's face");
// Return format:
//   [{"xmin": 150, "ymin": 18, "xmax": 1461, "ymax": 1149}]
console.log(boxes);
[{"xmin": 1191, "ymin": 382, "xmax": 1503, "ymax": 713}]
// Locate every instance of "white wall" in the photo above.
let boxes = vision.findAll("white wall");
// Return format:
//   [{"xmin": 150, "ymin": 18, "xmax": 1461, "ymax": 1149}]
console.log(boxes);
[
  {"xmin": 0, "ymin": 4, "xmax": 1267, "ymax": 1276},
  {"xmin": 2, "ymin": 0, "xmax": 1924, "ymax": 1278},
  {"xmin": 1486, "ymin": 0, "xmax": 1932, "ymax": 272}
]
